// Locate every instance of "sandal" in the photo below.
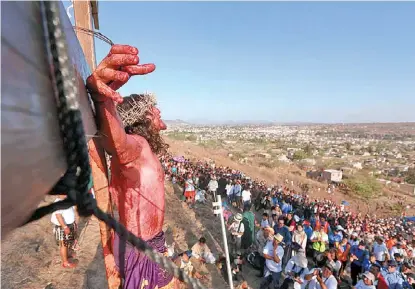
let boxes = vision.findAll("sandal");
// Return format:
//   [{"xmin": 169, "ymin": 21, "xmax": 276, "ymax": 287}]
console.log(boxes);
[{"xmin": 62, "ymin": 262, "xmax": 77, "ymax": 269}]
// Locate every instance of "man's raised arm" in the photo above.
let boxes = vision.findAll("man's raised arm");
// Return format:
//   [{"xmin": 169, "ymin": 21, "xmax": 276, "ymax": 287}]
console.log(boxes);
[{"xmin": 86, "ymin": 45, "xmax": 155, "ymax": 159}]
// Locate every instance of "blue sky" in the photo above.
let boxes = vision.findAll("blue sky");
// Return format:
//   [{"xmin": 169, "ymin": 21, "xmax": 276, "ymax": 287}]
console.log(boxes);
[{"xmin": 66, "ymin": 1, "xmax": 415, "ymax": 123}]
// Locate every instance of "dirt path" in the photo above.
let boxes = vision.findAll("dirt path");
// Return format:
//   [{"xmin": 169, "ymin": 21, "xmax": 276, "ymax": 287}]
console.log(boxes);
[
  {"xmin": 1, "ymin": 201, "xmax": 106, "ymax": 289},
  {"xmin": 1, "ymin": 185, "xmax": 233, "ymax": 289}
]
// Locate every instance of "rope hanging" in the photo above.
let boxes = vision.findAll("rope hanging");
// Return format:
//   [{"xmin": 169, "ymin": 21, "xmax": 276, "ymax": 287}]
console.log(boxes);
[{"xmin": 24, "ymin": 2, "xmax": 207, "ymax": 289}]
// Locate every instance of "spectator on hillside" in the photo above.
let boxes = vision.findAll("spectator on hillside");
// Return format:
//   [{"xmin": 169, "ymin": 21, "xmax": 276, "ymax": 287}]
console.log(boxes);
[
  {"xmin": 373, "ymin": 236, "xmax": 389, "ymax": 265},
  {"xmin": 274, "ymin": 217, "xmax": 292, "ymax": 245},
  {"xmin": 229, "ymin": 213, "xmax": 245, "ymax": 255},
  {"xmin": 381, "ymin": 260, "xmax": 405, "ymax": 289},
  {"xmin": 51, "ymin": 194, "xmax": 78, "ymax": 269},
  {"xmin": 191, "ymin": 237, "xmax": 216, "ymax": 264},
  {"xmin": 207, "ymin": 175, "xmax": 219, "ymax": 201},
  {"xmin": 260, "ymin": 233, "xmax": 285, "ymax": 289},
  {"xmin": 350, "ymin": 241, "xmax": 370, "ymax": 285},
  {"xmin": 354, "ymin": 271, "xmax": 376, "ymax": 289},
  {"xmin": 242, "ymin": 186, "xmax": 252, "ymax": 210}
]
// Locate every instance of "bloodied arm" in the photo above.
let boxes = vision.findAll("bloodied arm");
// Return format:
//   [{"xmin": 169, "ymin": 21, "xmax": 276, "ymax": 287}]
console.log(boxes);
[{"xmin": 86, "ymin": 45, "xmax": 155, "ymax": 163}]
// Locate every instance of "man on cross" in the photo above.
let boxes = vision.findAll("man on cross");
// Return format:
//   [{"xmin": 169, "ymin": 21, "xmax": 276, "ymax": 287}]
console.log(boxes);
[{"xmin": 87, "ymin": 44, "xmax": 178, "ymax": 289}]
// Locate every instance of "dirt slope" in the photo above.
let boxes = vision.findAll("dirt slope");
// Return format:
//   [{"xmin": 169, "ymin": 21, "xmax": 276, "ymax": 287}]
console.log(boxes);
[
  {"xmin": 1, "ymin": 185, "xmax": 232, "ymax": 289},
  {"xmin": 166, "ymin": 137, "xmax": 415, "ymax": 217}
]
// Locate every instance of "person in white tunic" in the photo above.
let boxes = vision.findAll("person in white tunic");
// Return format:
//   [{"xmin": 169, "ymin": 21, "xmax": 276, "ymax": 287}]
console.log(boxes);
[{"xmin": 191, "ymin": 237, "xmax": 216, "ymax": 264}]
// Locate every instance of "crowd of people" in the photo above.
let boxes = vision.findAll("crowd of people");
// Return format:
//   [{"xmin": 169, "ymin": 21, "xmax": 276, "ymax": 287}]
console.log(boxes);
[{"xmin": 160, "ymin": 153, "xmax": 415, "ymax": 289}]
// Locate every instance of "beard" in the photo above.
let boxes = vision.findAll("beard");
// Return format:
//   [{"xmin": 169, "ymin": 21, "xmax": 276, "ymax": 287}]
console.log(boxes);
[{"xmin": 125, "ymin": 118, "xmax": 169, "ymax": 155}]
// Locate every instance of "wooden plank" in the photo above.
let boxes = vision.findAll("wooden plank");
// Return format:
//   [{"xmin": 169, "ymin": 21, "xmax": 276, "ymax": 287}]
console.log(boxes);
[
  {"xmin": 1, "ymin": 41, "xmax": 66, "ymax": 234},
  {"xmin": 1, "ymin": 1, "xmax": 97, "ymax": 236}
]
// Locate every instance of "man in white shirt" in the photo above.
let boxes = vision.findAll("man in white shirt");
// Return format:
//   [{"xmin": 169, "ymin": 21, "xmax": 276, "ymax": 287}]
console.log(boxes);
[
  {"xmin": 390, "ymin": 242, "xmax": 405, "ymax": 260},
  {"xmin": 314, "ymin": 263, "xmax": 338, "ymax": 289},
  {"xmin": 225, "ymin": 181, "xmax": 234, "ymax": 204},
  {"xmin": 207, "ymin": 175, "xmax": 219, "ymax": 201},
  {"xmin": 260, "ymin": 233, "xmax": 285, "ymax": 289},
  {"xmin": 372, "ymin": 237, "xmax": 389, "ymax": 263},
  {"xmin": 241, "ymin": 187, "xmax": 252, "ymax": 210},
  {"xmin": 51, "ymin": 195, "xmax": 77, "ymax": 268}
]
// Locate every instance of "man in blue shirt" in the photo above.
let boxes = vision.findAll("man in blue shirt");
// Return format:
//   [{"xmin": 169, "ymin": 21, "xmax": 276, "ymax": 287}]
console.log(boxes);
[
  {"xmin": 303, "ymin": 220, "xmax": 313, "ymax": 241},
  {"xmin": 273, "ymin": 217, "xmax": 292, "ymax": 245},
  {"xmin": 350, "ymin": 241, "xmax": 370, "ymax": 285},
  {"xmin": 382, "ymin": 260, "xmax": 404, "ymax": 289}
]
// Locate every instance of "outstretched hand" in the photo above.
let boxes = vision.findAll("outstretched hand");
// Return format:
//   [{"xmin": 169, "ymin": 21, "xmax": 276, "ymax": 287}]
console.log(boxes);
[{"xmin": 86, "ymin": 44, "xmax": 156, "ymax": 103}]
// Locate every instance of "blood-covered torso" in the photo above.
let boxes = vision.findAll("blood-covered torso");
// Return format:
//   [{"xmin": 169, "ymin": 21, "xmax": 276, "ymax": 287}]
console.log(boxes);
[{"xmin": 110, "ymin": 134, "xmax": 165, "ymax": 241}]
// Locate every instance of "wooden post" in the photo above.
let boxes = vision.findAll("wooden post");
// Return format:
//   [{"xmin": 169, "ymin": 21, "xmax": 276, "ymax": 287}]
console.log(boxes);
[{"xmin": 72, "ymin": 2, "xmax": 121, "ymax": 288}]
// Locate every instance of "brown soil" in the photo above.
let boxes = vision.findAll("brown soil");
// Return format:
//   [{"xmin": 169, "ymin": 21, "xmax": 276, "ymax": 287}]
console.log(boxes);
[
  {"xmin": 1, "ymin": 186, "xmax": 235, "ymax": 289},
  {"xmin": 166, "ymin": 137, "xmax": 415, "ymax": 217}
]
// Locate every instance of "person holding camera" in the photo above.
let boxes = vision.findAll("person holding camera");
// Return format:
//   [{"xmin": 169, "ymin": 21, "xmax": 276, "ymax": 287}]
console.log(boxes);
[
  {"xmin": 260, "ymin": 233, "xmax": 285, "ymax": 289},
  {"xmin": 315, "ymin": 263, "xmax": 338, "ymax": 289},
  {"xmin": 281, "ymin": 250, "xmax": 308, "ymax": 289}
]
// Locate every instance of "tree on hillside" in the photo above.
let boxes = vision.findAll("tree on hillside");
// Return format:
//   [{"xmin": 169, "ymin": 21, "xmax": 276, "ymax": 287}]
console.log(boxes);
[
  {"xmin": 303, "ymin": 143, "xmax": 313, "ymax": 156},
  {"xmin": 343, "ymin": 175, "xmax": 382, "ymax": 199},
  {"xmin": 405, "ymin": 169, "xmax": 415, "ymax": 185},
  {"xmin": 292, "ymin": 150, "xmax": 308, "ymax": 161},
  {"xmin": 345, "ymin": 142, "xmax": 352, "ymax": 151}
]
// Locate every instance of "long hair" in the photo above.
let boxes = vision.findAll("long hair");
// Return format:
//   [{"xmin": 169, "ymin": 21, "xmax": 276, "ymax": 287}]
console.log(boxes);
[{"xmin": 117, "ymin": 94, "xmax": 169, "ymax": 155}]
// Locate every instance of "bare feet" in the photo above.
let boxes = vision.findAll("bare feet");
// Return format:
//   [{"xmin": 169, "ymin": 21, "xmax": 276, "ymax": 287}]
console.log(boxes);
[{"xmin": 62, "ymin": 261, "xmax": 77, "ymax": 269}]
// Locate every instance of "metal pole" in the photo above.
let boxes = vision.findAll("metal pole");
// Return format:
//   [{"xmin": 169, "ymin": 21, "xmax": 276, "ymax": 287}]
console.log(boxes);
[{"xmin": 213, "ymin": 195, "xmax": 234, "ymax": 289}]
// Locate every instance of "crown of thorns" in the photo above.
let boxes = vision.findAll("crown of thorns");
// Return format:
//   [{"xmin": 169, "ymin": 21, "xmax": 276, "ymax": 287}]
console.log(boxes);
[{"xmin": 117, "ymin": 92, "xmax": 157, "ymax": 127}]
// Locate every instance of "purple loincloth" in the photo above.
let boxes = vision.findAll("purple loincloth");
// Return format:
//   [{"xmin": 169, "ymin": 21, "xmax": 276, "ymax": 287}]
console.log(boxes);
[{"xmin": 113, "ymin": 231, "xmax": 174, "ymax": 289}]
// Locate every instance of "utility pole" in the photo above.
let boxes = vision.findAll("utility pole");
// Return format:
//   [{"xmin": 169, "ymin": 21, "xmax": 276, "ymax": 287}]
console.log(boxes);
[{"xmin": 213, "ymin": 195, "xmax": 234, "ymax": 289}]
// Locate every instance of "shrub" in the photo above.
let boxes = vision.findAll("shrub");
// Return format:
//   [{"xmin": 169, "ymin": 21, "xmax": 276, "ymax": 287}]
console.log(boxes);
[{"xmin": 344, "ymin": 175, "xmax": 382, "ymax": 199}]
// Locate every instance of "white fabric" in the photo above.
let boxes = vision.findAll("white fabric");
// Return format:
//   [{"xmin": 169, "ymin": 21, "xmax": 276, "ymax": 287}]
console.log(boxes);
[
  {"xmin": 390, "ymin": 246, "xmax": 406, "ymax": 259},
  {"xmin": 261, "ymin": 219, "xmax": 270, "ymax": 228},
  {"xmin": 373, "ymin": 242, "xmax": 389, "ymax": 261},
  {"xmin": 285, "ymin": 258, "xmax": 308, "ymax": 289},
  {"xmin": 51, "ymin": 198, "xmax": 75, "ymax": 226},
  {"xmin": 229, "ymin": 221, "xmax": 245, "ymax": 238},
  {"xmin": 208, "ymin": 180, "xmax": 218, "ymax": 192},
  {"xmin": 226, "ymin": 184, "xmax": 233, "ymax": 195},
  {"xmin": 185, "ymin": 179, "xmax": 195, "ymax": 191},
  {"xmin": 302, "ymin": 268, "xmax": 318, "ymax": 289},
  {"xmin": 263, "ymin": 241, "xmax": 284, "ymax": 273},
  {"xmin": 315, "ymin": 275, "xmax": 337, "ymax": 289},
  {"xmin": 191, "ymin": 242, "xmax": 216, "ymax": 264},
  {"xmin": 242, "ymin": 190, "xmax": 251, "ymax": 201}
]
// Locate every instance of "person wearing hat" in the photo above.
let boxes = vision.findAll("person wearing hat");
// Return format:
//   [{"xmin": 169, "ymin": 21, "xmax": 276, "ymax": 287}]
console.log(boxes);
[
  {"xmin": 313, "ymin": 262, "xmax": 338, "ymax": 289},
  {"xmin": 369, "ymin": 263, "xmax": 389, "ymax": 289},
  {"xmin": 260, "ymin": 233, "xmax": 285, "ymax": 289},
  {"xmin": 381, "ymin": 260, "xmax": 405, "ymax": 289},
  {"xmin": 354, "ymin": 271, "xmax": 376, "ymax": 289},
  {"xmin": 390, "ymin": 242, "xmax": 406, "ymax": 261},
  {"xmin": 229, "ymin": 213, "xmax": 245, "ymax": 255},
  {"xmin": 283, "ymin": 251, "xmax": 308, "ymax": 289}
]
